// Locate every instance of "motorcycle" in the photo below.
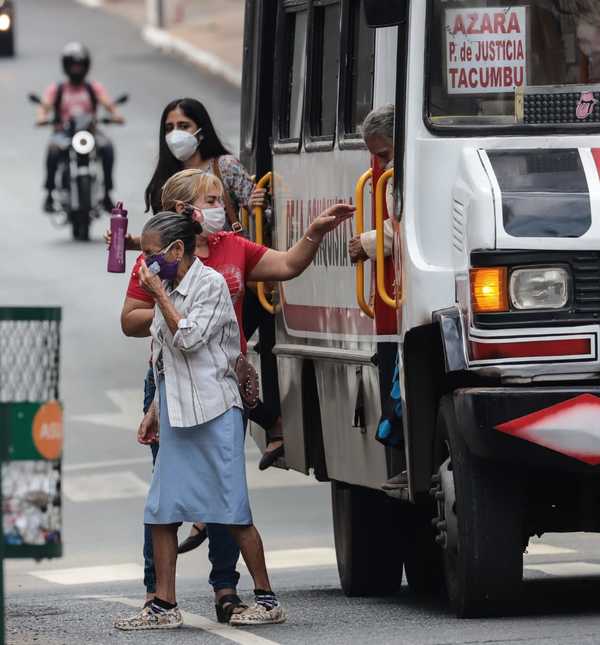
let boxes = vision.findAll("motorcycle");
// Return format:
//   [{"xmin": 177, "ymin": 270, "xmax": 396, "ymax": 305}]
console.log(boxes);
[
  {"xmin": 28, "ymin": 93, "xmax": 128, "ymax": 241},
  {"xmin": 0, "ymin": 0, "xmax": 15, "ymax": 57}
]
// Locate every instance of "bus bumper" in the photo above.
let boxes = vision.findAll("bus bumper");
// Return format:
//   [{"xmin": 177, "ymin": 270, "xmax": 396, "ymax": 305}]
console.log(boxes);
[{"xmin": 454, "ymin": 387, "xmax": 600, "ymax": 472}]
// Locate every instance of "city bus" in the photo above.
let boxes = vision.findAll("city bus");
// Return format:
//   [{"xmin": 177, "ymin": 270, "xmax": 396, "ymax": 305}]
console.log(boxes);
[{"xmin": 240, "ymin": 0, "xmax": 600, "ymax": 617}]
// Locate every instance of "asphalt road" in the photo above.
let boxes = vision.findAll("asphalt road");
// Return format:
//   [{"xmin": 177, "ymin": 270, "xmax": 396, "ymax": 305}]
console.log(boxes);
[{"xmin": 4, "ymin": 2, "xmax": 600, "ymax": 644}]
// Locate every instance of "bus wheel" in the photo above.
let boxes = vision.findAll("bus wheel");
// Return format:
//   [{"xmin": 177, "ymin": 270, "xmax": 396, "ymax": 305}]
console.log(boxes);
[
  {"xmin": 331, "ymin": 480, "xmax": 403, "ymax": 596},
  {"xmin": 403, "ymin": 503, "xmax": 444, "ymax": 595},
  {"xmin": 433, "ymin": 396, "xmax": 524, "ymax": 617}
]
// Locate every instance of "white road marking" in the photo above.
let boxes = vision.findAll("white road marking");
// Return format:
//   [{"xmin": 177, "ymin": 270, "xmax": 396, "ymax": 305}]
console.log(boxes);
[
  {"xmin": 242, "ymin": 548, "xmax": 336, "ymax": 570},
  {"xmin": 63, "ymin": 471, "xmax": 148, "ymax": 502},
  {"xmin": 63, "ymin": 456, "xmax": 151, "ymax": 472},
  {"xmin": 70, "ymin": 389, "xmax": 143, "ymax": 431},
  {"xmin": 30, "ymin": 564, "xmax": 144, "ymax": 585},
  {"xmin": 526, "ymin": 562, "xmax": 600, "ymax": 577},
  {"xmin": 89, "ymin": 595, "xmax": 280, "ymax": 645},
  {"xmin": 246, "ymin": 465, "xmax": 320, "ymax": 491},
  {"xmin": 62, "ymin": 456, "xmax": 318, "ymax": 493},
  {"xmin": 525, "ymin": 544, "xmax": 576, "ymax": 556},
  {"xmin": 74, "ymin": 0, "xmax": 102, "ymax": 7}
]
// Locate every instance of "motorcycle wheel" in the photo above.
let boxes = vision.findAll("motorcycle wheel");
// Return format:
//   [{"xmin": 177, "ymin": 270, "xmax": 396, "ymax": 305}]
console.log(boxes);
[
  {"xmin": 72, "ymin": 211, "xmax": 89, "ymax": 241},
  {"xmin": 75, "ymin": 175, "xmax": 92, "ymax": 241}
]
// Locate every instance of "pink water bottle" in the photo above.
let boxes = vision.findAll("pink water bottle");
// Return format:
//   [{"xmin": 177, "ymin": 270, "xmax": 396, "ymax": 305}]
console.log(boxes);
[{"xmin": 107, "ymin": 201, "xmax": 128, "ymax": 273}]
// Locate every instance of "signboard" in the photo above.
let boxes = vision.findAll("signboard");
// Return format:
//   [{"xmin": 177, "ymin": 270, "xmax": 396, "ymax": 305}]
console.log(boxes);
[
  {"xmin": 445, "ymin": 6, "xmax": 527, "ymax": 95},
  {"xmin": 1, "ymin": 402, "xmax": 63, "ymax": 557}
]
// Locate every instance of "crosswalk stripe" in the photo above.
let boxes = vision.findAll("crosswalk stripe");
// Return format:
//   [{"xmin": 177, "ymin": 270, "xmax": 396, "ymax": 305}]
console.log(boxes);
[
  {"xmin": 63, "ymin": 457, "xmax": 151, "ymax": 472},
  {"xmin": 63, "ymin": 471, "xmax": 149, "ymax": 502},
  {"xmin": 525, "ymin": 562, "xmax": 600, "ymax": 577},
  {"xmin": 62, "ymin": 462, "xmax": 318, "ymax": 502},
  {"xmin": 524, "ymin": 544, "xmax": 576, "ymax": 556},
  {"xmin": 30, "ymin": 564, "xmax": 144, "ymax": 585},
  {"xmin": 243, "ymin": 548, "xmax": 336, "ymax": 570},
  {"xmin": 88, "ymin": 596, "xmax": 281, "ymax": 645}
]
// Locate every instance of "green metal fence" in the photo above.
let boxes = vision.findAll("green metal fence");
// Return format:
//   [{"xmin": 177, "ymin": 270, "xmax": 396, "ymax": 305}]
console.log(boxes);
[{"xmin": 0, "ymin": 307, "xmax": 63, "ymax": 643}]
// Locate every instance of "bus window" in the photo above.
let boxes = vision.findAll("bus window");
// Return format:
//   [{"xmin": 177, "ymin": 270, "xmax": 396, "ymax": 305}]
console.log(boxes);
[
  {"xmin": 426, "ymin": 0, "xmax": 600, "ymax": 132},
  {"xmin": 307, "ymin": 0, "xmax": 341, "ymax": 144},
  {"xmin": 342, "ymin": 0, "xmax": 375, "ymax": 138},
  {"xmin": 240, "ymin": 1, "xmax": 261, "ymax": 156},
  {"xmin": 276, "ymin": 4, "xmax": 308, "ymax": 144}
]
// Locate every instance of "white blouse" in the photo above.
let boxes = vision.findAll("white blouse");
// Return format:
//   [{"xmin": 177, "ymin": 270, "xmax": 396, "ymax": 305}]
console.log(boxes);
[{"xmin": 151, "ymin": 258, "xmax": 242, "ymax": 428}]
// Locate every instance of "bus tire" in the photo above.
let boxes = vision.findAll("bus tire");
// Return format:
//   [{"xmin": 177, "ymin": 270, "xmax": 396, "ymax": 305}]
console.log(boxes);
[
  {"xmin": 402, "ymin": 503, "xmax": 444, "ymax": 595},
  {"xmin": 434, "ymin": 396, "xmax": 524, "ymax": 617},
  {"xmin": 331, "ymin": 480, "xmax": 403, "ymax": 597}
]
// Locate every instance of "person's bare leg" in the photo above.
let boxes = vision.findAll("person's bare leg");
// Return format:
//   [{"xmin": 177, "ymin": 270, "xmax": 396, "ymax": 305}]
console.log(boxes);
[
  {"xmin": 152, "ymin": 524, "xmax": 178, "ymax": 604},
  {"xmin": 228, "ymin": 525, "xmax": 271, "ymax": 591}
]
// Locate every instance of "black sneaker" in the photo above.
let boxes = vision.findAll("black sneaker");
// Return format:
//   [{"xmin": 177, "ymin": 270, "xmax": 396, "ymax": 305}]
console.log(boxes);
[{"xmin": 43, "ymin": 194, "xmax": 54, "ymax": 213}]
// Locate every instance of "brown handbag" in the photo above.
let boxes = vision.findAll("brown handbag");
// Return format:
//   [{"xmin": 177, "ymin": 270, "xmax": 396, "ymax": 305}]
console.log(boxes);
[
  {"xmin": 235, "ymin": 353, "xmax": 260, "ymax": 409},
  {"xmin": 212, "ymin": 158, "xmax": 244, "ymax": 234}
]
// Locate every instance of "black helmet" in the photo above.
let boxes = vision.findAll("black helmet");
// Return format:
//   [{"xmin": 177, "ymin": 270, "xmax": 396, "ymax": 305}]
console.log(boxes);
[{"xmin": 61, "ymin": 42, "xmax": 91, "ymax": 84}]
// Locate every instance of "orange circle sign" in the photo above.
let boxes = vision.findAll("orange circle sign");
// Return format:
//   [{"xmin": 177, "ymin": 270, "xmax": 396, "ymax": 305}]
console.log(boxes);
[{"xmin": 33, "ymin": 401, "xmax": 63, "ymax": 460}]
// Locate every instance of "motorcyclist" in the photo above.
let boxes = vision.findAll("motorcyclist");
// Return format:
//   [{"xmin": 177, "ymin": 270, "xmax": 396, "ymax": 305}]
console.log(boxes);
[{"xmin": 36, "ymin": 42, "xmax": 124, "ymax": 213}]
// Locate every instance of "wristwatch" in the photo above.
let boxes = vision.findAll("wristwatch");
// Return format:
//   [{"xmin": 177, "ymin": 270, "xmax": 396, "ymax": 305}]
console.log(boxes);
[{"xmin": 177, "ymin": 318, "xmax": 192, "ymax": 330}]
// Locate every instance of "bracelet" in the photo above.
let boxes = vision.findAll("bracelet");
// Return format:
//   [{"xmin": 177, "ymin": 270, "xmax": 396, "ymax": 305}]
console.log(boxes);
[{"xmin": 304, "ymin": 234, "xmax": 320, "ymax": 245}]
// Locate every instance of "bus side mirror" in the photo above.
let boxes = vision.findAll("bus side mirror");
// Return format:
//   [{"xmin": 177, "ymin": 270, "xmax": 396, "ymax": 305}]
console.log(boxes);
[{"xmin": 363, "ymin": 0, "xmax": 406, "ymax": 28}]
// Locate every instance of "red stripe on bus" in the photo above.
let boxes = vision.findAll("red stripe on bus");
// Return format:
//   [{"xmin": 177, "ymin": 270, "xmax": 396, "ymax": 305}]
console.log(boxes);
[
  {"xmin": 282, "ymin": 302, "xmax": 376, "ymax": 335},
  {"xmin": 592, "ymin": 148, "xmax": 600, "ymax": 177},
  {"xmin": 470, "ymin": 338, "xmax": 591, "ymax": 361}
]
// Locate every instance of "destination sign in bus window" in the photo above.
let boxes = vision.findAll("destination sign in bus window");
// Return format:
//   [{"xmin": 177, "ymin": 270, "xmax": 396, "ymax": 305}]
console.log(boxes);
[{"xmin": 427, "ymin": 1, "xmax": 600, "ymax": 128}]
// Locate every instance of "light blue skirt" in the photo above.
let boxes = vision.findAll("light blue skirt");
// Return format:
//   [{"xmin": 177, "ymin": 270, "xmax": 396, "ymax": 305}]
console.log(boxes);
[{"xmin": 144, "ymin": 379, "xmax": 252, "ymax": 526}]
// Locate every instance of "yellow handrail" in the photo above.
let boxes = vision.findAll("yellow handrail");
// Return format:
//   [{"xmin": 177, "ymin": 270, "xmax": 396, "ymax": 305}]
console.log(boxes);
[
  {"xmin": 375, "ymin": 169, "xmax": 399, "ymax": 309},
  {"xmin": 354, "ymin": 168, "xmax": 374, "ymax": 318},
  {"xmin": 241, "ymin": 206, "xmax": 249, "ymax": 230},
  {"xmin": 241, "ymin": 175, "xmax": 256, "ymax": 231},
  {"xmin": 253, "ymin": 171, "xmax": 276, "ymax": 314}
]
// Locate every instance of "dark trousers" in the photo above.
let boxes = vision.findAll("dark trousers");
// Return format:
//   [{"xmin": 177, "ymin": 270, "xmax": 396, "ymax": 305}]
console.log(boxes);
[
  {"xmin": 141, "ymin": 368, "xmax": 241, "ymax": 594},
  {"xmin": 243, "ymin": 289, "xmax": 281, "ymax": 433},
  {"xmin": 45, "ymin": 131, "xmax": 114, "ymax": 193}
]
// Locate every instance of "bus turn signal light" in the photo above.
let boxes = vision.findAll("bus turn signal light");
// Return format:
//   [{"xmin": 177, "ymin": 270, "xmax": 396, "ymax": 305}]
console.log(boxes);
[{"xmin": 470, "ymin": 267, "xmax": 508, "ymax": 313}]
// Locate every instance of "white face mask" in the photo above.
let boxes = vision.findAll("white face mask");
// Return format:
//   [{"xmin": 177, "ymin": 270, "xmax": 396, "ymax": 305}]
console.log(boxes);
[
  {"xmin": 201, "ymin": 206, "xmax": 226, "ymax": 234},
  {"xmin": 165, "ymin": 128, "xmax": 202, "ymax": 162}
]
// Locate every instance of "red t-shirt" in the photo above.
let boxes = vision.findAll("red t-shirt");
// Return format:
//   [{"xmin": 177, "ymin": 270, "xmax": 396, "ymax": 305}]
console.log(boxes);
[{"xmin": 126, "ymin": 232, "xmax": 268, "ymax": 354}]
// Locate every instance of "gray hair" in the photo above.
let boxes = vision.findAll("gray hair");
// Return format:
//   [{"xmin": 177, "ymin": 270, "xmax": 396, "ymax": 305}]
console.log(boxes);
[
  {"xmin": 360, "ymin": 104, "xmax": 395, "ymax": 143},
  {"xmin": 142, "ymin": 210, "xmax": 202, "ymax": 255}
]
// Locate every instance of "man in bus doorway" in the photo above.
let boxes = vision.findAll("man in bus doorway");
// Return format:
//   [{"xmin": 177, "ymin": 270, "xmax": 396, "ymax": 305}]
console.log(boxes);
[
  {"xmin": 348, "ymin": 105, "xmax": 405, "ymax": 487},
  {"xmin": 348, "ymin": 104, "xmax": 395, "ymax": 264}
]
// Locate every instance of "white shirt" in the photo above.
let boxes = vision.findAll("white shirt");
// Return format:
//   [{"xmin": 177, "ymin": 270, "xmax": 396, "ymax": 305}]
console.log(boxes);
[
  {"xmin": 151, "ymin": 257, "xmax": 242, "ymax": 428},
  {"xmin": 360, "ymin": 219, "xmax": 394, "ymax": 260},
  {"xmin": 359, "ymin": 181, "xmax": 394, "ymax": 259}
]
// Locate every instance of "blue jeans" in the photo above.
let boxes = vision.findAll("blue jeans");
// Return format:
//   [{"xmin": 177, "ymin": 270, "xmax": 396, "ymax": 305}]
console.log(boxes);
[{"xmin": 142, "ymin": 367, "xmax": 241, "ymax": 593}]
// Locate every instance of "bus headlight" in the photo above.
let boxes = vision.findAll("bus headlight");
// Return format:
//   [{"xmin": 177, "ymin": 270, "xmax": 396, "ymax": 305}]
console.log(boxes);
[
  {"xmin": 509, "ymin": 267, "xmax": 570, "ymax": 310},
  {"xmin": 0, "ymin": 14, "xmax": 11, "ymax": 31}
]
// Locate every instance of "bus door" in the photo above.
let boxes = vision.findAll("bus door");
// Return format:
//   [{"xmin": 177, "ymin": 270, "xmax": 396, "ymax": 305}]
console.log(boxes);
[{"xmin": 240, "ymin": 0, "xmax": 280, "ymax": 449}]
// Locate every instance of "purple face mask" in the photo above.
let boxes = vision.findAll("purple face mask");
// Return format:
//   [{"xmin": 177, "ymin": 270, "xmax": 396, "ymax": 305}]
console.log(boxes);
[{"xmin": 146, "ymin": 241, "xmax": 180, "ymax": 281}]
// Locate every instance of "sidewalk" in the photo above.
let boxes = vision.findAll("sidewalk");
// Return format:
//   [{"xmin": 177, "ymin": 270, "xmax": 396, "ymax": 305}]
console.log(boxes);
[{"xmin": 79, "ymin": 0, "xmax": 244, "ymax": 87}]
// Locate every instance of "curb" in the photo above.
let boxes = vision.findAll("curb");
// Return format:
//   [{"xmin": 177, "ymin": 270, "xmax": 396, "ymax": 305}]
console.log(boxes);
[
  {"xmin": 142, "ymin": 26, "xmax": 242, "ymax": 89},
  {"xmin": 73, "ymin": 0, "xmax": 242, "ymax": 89}
]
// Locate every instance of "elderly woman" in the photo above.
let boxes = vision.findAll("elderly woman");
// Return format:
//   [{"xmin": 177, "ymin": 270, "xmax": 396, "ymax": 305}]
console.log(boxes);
[
  {"xmin": 114, "ymin": 210, "xmax": 285, "ymax": 630},
  {"xmin": 348, "ymin": 103, "xmax": 395, "ymax": 264},
  {"xmin": 121, "ymin": 171, "xmax": 355, "ymax": 622}
]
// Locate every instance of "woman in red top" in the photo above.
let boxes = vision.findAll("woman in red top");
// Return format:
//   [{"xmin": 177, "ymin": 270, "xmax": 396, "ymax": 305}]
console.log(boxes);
[{"xmin": 121, "ymin": 169, "xmax": 354, "ymax": 620}]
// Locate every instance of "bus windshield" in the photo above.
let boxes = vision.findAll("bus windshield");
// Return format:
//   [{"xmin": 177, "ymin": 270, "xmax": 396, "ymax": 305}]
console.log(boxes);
[{"xmin": 427, "ymin": 1, "xmax": 600, "ymax": 129}]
